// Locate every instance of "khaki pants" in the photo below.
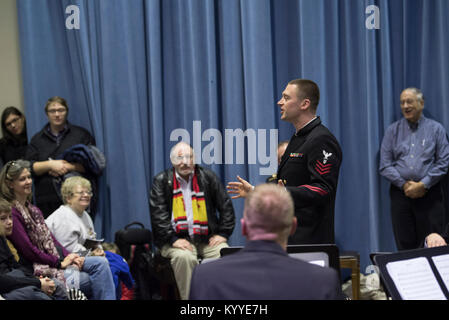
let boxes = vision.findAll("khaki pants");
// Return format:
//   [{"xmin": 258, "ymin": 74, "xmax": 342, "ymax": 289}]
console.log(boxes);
[{"xmin": 161, "ymin": 241, "xmax": 229, "ymax": 300}]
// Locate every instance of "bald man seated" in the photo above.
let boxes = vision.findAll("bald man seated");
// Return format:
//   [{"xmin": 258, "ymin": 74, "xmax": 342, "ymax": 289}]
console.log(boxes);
[{"xmin": 189, "ymin": 184, "xmax": 343, "ymax": 300}]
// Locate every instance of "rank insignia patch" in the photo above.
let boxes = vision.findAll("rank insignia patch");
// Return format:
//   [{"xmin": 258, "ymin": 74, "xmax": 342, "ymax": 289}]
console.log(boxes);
[{"xmin": 315, "ymin": 160, "xmax": 332, "ymax": 175}]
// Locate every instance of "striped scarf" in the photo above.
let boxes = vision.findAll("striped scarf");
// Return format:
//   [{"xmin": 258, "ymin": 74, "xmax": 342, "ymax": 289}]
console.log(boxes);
[{"xmin": 172, "ymin": 168, "xmax": 208, "ymax": 237}]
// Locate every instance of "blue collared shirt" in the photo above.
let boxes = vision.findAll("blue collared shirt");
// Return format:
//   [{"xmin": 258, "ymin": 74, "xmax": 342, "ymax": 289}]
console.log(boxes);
[{"xmin": 379, "ymin": 116, "xmax": 449, "ymax": 189}]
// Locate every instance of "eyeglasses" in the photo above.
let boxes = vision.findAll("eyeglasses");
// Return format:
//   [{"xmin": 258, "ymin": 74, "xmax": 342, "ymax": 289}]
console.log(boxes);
[
  {"xmin": 73, "ymin": 191, "xmax": 93, "ymax": 197},
  {"xmin": 173, "ymin": 155, "xmax": 194, "ymax": 162},
  {"xmin": 5, "ymin": 117, "xmax": 21, "ymax": 128},
  {"xmin": 400, "ymin": 98, "xmax": 418, "ymax": 106},
  {"xmin": 5, "ymin": 161, "xmax": 17, "ymax": 177},
  {"xmin": 5, "ymin": 160, "xmax": 31, "ymax": 180},
  {"xmin": 47, "ymin": 108, "xmax": 67, "ymax": 115}
]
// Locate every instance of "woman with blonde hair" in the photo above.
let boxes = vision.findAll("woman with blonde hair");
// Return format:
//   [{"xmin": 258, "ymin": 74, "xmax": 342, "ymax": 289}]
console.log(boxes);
[
  {"xmin": 46, "ymin": 176, "xmax": 134, "ymax": 299},
  {"xmin": 46, "ymin": 176, "xmax": 98, "ymax": 254}
]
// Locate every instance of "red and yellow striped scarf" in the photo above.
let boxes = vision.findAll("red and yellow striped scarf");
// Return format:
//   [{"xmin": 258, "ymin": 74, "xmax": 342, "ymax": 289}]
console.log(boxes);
[{"xmin": 172, "ymin": 168, "xmax": 208, "ymax": 236}]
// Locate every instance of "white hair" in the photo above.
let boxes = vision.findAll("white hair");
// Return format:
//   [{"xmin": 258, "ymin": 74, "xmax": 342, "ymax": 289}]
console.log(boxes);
[
  {"xmin": 403, "ymin": 87, "xmax": 424, "ymax": 103},
  {"xmin": 169, "ymin": 142, "xmax": 194, "ymax": 164}
]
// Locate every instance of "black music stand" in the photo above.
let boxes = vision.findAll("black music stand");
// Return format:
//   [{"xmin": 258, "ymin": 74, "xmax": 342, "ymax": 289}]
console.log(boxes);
[{"xmin": 374, "ymin": 246, "xmax": 449, "ymax": 300}]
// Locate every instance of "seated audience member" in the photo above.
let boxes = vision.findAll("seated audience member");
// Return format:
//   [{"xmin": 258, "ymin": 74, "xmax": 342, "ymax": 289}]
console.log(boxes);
[
  {"xmin": 101, "ymin": 242, "xmax": 134, "ymax": 300},
  {"xmin": 46, "ymin": 176, "xmax": 99, "ymax": 254},
  {"xmin": 0, "ymin": 199, "xmax": 67, "ymax": 300},
  {"xmin": 25, "ymin": 96, "xmax": 96, "ymax": 218},
  {"xmin": 150, "ymin": 142, "xmax": 235, "ymax": 300},
  {"xmin": 425, "ymin": 223, "xmax": 449, "ymax": 248},
  {"xmin": 189, "ymin": 184, "xmax": 343, "ymax": 300},
  {"xmin": 46, "ymin": 176, "xmax": 134, "ymax": 299},
  {"xmin": 0, "ymin": 160, "xmax": 115, "ymax": 300},
  {"xmin": 0, "ymin": 107, "xmax": 28, "ymax": 166}
]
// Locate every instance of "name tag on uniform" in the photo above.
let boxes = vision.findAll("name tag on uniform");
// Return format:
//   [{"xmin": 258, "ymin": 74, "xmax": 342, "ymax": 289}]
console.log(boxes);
[{"xmin": 290, "ymin": 153, "xmax": 303, "ymax": 158}]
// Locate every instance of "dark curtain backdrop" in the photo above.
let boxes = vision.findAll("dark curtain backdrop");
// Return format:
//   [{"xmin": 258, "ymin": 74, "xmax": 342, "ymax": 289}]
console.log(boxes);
[{"xmin": 16, "ymin": 0, "xmax": 449, "ymax": 271}]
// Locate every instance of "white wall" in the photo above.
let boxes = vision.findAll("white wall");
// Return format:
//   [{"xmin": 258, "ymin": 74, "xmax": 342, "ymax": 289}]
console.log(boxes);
[{"xmin": 0, "ymin": 0, "xmax": 24, "ymax": 137}]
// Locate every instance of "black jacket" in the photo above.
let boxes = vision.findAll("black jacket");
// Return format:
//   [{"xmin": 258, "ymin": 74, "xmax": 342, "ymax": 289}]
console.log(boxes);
[
  {"xmin": 190, "ymin": 240, "xmax": 343, "ymax": 300},
  {"xmin": 0, "ymin": 237, "xmax": 40, "ymax": 294},
  {"xmin": 277, "ymin": 117, "xmax": 342, "ymax": 244},
  {"xmin": 0, "ymin": 136, "xmax": 28, "ymax": 165},
  {"xmin": 25, "ymin": 122, "xmax": 95, "ymax": 218},
  {"xmin": 149, "ymin": 165, "xmax": 235, "ymax": 248},
  {"xmin": 442, "ymin": 223, "xmax": 449, "ymax": 243}
]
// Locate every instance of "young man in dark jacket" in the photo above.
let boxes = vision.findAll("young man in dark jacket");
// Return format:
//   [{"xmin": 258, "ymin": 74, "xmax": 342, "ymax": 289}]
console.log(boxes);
[
  {"xmin": 25, "ymin": 96, "xmax": 95, "ymax": 218},
  {"xmin": 228, "ymin": 79, "xmax": 342, "ymax": 245}
]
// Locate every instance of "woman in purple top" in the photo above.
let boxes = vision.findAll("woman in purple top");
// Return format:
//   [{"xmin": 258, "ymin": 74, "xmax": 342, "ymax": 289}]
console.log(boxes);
[{"xmin": 0, "ymin": 160, "xmax": 115, "ymax": 300}]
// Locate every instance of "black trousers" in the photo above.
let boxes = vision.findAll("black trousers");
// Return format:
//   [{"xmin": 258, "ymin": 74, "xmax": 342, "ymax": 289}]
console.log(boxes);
[{"xmin": 390, "ymin": 182, "xmax": 446, "ymax": 250}]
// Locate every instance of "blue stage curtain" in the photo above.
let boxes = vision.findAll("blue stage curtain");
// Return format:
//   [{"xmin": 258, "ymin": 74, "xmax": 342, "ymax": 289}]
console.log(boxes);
[{"xmin": 16, "ymin": 0, "xmax": 449, "ymax": 271}]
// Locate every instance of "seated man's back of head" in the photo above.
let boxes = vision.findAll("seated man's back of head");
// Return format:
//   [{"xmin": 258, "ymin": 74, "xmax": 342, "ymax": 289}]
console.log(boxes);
[{"xmin": 189, "ymin": 184, "xmax": 343, "ymax": 300}]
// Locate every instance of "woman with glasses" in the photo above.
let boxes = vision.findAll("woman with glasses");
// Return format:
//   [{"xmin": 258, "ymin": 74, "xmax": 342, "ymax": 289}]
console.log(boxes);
[
  {"xmin": 0, "ymin": 160, "xmax": 116, "ymax": 300},
  {"xmin": 46, "ymin": 176, "xmax": 134, "ymax": 299},
  {"xmin": 0, "ymin": 107, "xmax": 28, "ymax": 165},
  {"xmin": 46, "ymin": 176, "xmax": 99, "ymax": 254}
]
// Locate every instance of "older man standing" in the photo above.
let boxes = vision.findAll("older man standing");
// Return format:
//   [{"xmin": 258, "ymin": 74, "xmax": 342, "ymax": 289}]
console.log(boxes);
[
  {"xmin": 149, "ymin": 142, "xmax": 235, "ymax": 300},
  {"xmin": 380, "ymin": 87, "xmax": 449, "ymax": 250}
]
